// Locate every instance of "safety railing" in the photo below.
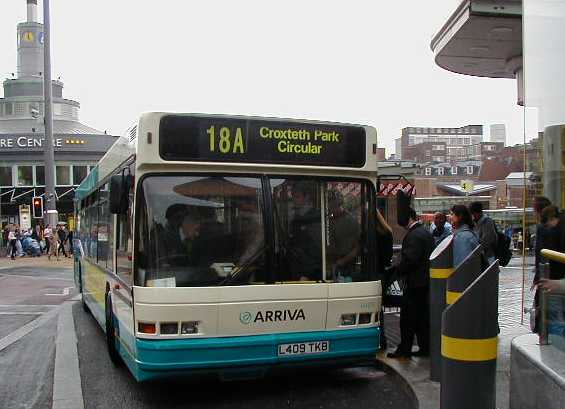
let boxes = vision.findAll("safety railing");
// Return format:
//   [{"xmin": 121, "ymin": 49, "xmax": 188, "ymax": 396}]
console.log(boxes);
[{"xmin": 539, "ymin": 249, "xmax": 565, "ymax": 352}]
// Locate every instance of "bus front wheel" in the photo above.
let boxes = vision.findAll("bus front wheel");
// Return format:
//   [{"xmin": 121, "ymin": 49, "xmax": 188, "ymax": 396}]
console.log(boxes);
[{"xmin": 105, "ymin": 294, "xmax": 121, "ymax": 365}]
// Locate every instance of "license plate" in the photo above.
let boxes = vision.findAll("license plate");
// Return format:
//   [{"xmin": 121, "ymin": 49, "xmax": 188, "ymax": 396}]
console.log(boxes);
[{"xmin": 277, "ymin": 341, "xmax": 330, "ymax": 356}]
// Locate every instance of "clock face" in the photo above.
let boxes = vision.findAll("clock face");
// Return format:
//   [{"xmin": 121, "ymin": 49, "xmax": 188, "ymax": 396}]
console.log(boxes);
[{"xmin": 23, "ymin": 31, "xmax": 34, "ymax": 42}]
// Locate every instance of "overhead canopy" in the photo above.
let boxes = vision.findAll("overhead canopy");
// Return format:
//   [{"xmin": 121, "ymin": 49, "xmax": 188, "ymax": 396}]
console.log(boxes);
[{"xmin": 431, "ymin": 0, "xmax": 522, "ymax": 80}]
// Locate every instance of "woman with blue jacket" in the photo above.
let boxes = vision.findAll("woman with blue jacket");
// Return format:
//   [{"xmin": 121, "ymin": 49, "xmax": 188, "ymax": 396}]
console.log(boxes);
[{"xmin": 451, "ymin": 204, "xmax": 480, "ymax": 267}]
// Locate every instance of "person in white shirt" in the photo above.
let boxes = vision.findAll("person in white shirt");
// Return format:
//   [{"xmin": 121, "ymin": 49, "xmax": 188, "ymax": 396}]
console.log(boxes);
[
  {"xmin": 8, "ymin": 228, "xmax": 17, "ymax": 260},
  {"xmin": 43, "ymin": 224, "xmax": 52, "ymax": 255}
]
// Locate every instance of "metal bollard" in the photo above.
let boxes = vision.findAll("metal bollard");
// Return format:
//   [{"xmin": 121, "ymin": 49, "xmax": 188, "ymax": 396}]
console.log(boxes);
[
  {"xmin": 445, "ymin": 245, "xmax": 483, "ymax": 306},
  {"xmin": 429, "ymin": 235, "xmax": 454, "ymax": 382},
  {"xmin": 441, "ymin": 260, "xmax": 499, "ymax": 409}
]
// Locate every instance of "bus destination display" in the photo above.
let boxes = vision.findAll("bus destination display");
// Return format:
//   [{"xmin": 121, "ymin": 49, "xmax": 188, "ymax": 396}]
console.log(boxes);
[{"xmin": 159, "ymin": 115, "xmax": 366, "ymax": 167}]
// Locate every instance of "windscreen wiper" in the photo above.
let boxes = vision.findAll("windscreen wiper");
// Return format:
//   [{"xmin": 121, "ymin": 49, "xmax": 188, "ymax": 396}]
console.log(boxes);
[{"xmin": 219, "ymin": 245, "xmax": 266, "ymax": 286}]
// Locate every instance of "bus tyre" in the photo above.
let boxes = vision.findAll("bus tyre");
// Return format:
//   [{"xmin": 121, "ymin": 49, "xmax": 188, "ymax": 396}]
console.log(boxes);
[
  {"xmin": 81, "ymin": 293, "xmax": 90, "ymax": 313},
  {"xmin": 105, "ymin": 295, "xmax": 121, "ymax": 365},
  {"xmin": 80, "ymin": 272, "xmax": 90, "ymax": 314}
]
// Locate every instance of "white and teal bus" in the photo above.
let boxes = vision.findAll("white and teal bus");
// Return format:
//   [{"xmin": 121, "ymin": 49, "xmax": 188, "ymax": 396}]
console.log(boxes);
[{"xmin": 74, "ymin": 113, "xmax": 382, "ymax": 381}]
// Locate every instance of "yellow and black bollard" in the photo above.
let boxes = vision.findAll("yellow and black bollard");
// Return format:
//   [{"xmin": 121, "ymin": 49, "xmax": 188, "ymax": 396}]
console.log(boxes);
[
  {"xmin": 445, "ymin": 244, "xmax": 483, "ymax": 306},
  {"xmin": 441, "ymin": 260, "xmax": 499, "ymax": 409},
  {"xmin": 429, "ymin": 235, "xmax": 454, "ymax": 382}
]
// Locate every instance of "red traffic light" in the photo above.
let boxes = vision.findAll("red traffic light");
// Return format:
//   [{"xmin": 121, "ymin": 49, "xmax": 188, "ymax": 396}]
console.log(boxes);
[{"xmin": 32, "ymin": 196, "xmax": 43, "ymax": 218}]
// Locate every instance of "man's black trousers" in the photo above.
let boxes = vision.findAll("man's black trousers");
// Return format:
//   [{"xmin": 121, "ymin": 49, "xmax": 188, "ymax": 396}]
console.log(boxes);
[{"xmin": 398, "ymin": 286, "xmax": 430, "ymax": 354}]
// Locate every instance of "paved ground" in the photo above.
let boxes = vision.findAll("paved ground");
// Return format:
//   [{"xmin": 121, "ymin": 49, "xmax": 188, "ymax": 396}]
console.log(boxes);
[{"xmin": 0, "ymin": 256, "xmax": 75, "ymax": 409}]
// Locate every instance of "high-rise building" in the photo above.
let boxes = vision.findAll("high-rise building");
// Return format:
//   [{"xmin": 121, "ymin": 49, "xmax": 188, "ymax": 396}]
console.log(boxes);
[
  {"xmin": 0, "ymin": 0, "xmax": 117, "ymax": 226},
  {"xmin": 490, "ymin": 124, "xmax": 506, "ymax": 145}
]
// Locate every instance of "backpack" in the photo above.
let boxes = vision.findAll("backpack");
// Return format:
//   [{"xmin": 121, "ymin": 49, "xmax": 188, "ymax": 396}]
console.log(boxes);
[{"xmin": 495, "ymin": 229, "xmax": 512, "ymax": 267}]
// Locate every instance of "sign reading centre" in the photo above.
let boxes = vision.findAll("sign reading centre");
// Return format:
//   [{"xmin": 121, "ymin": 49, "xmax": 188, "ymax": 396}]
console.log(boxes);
[
  {"xmin": 159, "ymin": 115, "xmax": 367, "ymax": 168},
  {"xmin": 0, "ymin": 136, "xmax": 63, "ymax": 149}
]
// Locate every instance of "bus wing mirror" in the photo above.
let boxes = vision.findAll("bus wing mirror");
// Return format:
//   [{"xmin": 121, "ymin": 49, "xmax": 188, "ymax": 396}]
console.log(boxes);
[
  {"xmin": 397, "ymin": 190, "xmax": 411, "ymax": 228},
  {"xmin": 109, "ymin": 175, "xmax": 128, "ymax": 214}
]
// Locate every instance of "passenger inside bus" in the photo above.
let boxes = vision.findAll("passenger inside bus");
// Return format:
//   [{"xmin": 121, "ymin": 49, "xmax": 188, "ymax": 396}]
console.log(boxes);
[
  {"xmin": 179, "ymin": 212, "xmax": 201, "ymax": 265},
  {"xmin": 155, "ymin": 204, "xmax": 191, "ymax": 267},
  {"xmin": 287, "ymin": 181, "xmax": 322, "ymax": 281},
  {"xmin": 234, "ymin": 195, "xmax": 264, "ymax": 266},
  {"xmin": 327, "ymin": 190, "xmax": 361, "ymax": 281}
]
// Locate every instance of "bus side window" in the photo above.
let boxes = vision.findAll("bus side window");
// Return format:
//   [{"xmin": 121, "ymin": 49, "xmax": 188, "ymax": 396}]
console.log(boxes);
[{"xmin": 116, "ymin": 167, "xmax": 134, "ymax": 286}]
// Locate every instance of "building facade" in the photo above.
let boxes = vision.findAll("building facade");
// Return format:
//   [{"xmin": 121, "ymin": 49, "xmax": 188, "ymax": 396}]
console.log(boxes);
[
  {"xmin": 0, "ymin": 0, "xmax": 117, "ymax": 226},
  {"xmin": 397, "ymin": 124, "xmax": 484, "ymax": 162}
]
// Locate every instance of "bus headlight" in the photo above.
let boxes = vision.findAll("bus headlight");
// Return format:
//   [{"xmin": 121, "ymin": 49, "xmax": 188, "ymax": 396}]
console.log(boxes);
[
  {"xmin": 160, "ymin": 322, "xmax": 179, "ymax": 335},
  {"xmin": 181, "ymin": 321, "xmax": 200, "ymax": 335}
]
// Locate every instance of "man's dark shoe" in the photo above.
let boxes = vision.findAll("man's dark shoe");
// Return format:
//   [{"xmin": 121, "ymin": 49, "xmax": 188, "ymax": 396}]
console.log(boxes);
[
  {"xmin": 412, "ymin": 349, "xmax": 429, "ymax": 357},
  {"xmin": 386, "ymin": 349, "xmax": 411, "ymax": 359}
]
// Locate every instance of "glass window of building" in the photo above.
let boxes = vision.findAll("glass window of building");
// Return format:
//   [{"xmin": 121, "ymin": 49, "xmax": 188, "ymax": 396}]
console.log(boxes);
[
  {"xmin": 16, "ymin": 165, "xmax": 33, "ymax": 186},
  {"xmin": 73, "ymin": 165, "xmax": 88, "ymax": 185},
  {"xmin": 35, "ymin": 165, "xmax": 45, "ymax": 186},
  {"xmin": 56, "ymin": 165, "xmax": 71, "ymax": 186},
  {"xmin": 451, "ymin": 166, "xmax": 458, "ymax": 175},
  {"xmin": 438, "ymin": 167, "xmax": 444, "ymax": 176},
  {"xmin": 0, "ymin": 166, "xmax": 13, "ymax": 186},
  {"xmin": 466, "ymin": 166, "xmax": 474, "ymax": 175},
  {"xmin": 425, "ymin": 167, "xmax": 432, "ymax": 176}
]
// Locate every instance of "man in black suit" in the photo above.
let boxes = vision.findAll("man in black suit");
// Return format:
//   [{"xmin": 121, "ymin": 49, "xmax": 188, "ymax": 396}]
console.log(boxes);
[{"xmin": 388, "ymin": 208, "xmax": 434, "ymax": 358}]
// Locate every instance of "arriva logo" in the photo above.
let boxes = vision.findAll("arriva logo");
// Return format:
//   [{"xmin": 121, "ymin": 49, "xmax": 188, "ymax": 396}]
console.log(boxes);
[
  {"xmin": 239, "ymin": 309, "xmax": 306, "ymax": 325},
  {"xmin": 239, "ymin": 311, "xmax": 253, "ymax": 325}
]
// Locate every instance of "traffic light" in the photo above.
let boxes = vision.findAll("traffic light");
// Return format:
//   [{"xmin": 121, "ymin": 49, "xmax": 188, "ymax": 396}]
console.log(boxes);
[{"xmin": 32, "ymin": 196, "xmax": 43, "ymax": 219}]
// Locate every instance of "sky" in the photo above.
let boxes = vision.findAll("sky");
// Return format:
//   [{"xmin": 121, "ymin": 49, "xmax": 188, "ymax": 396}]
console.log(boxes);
[{"xmin": 0, "ymin": 0, "xmax": 535, "ymax": 156}]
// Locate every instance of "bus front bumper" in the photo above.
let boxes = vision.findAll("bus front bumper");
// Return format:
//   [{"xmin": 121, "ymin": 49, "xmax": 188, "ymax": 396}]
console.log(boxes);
[{"xmin": 126, "ymin": 327, "xmax": 380, "ymax": 381}]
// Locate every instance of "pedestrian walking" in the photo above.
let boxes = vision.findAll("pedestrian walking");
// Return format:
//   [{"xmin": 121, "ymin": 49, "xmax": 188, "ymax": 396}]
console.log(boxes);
[
  {"xmin": 8, "ymin": 226, "xmax": 17, "ymax": 260},
  {"xmin": 450, "ymin": 205, "xmax": 480, "ymax": 266},
  {"xmin": 56, "ymin": 225, "xmax": 68, "ymax": 258},
  {"xmin": 47, "ymin": 234, "xmax": 59, "ymax": 261},
  {"xmin": 469, "ymin": 201, "xmax": 498, "ymax": 264},
  {"xmin": 43, "ymin": 224, "xmax": 52, "ymax": 255},
  {"xmin": 388, "ymin": 208, "xmax": 434, "ymax": 358}
]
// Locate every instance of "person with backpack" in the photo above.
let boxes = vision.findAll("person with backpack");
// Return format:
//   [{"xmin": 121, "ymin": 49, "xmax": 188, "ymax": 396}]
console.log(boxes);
[{"xmin": 469, "ymin": 202, "xmax": 498, "ymax": 264}]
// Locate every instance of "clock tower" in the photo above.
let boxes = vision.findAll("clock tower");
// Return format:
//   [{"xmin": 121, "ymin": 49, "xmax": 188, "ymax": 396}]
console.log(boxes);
[{"xmin": 17, "ymin": 0, "xmax": 44, "ymax": 79}]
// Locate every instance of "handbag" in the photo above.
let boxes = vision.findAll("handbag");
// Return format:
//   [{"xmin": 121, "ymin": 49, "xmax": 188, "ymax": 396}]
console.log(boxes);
[{"xmin": 382, "ymin": 266, "xmax": 406, "ymax": 308}]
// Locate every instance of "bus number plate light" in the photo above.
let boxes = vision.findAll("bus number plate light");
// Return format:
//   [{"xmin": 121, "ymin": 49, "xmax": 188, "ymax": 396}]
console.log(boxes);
[{"xmin": 181, "ymin": 321, "xmax": 199, "ymax": 335}]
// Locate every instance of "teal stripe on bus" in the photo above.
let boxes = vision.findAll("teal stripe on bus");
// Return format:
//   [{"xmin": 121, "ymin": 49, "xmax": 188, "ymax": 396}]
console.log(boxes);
[{"xmin": 118, "ymin": 327, "xmax": 379, "ymax": 381}]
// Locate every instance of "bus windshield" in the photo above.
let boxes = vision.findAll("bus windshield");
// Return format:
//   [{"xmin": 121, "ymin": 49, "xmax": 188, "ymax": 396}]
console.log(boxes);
[{"xmin": 136, "ymin": 175, "xmax": 375, "ymax": 287}]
